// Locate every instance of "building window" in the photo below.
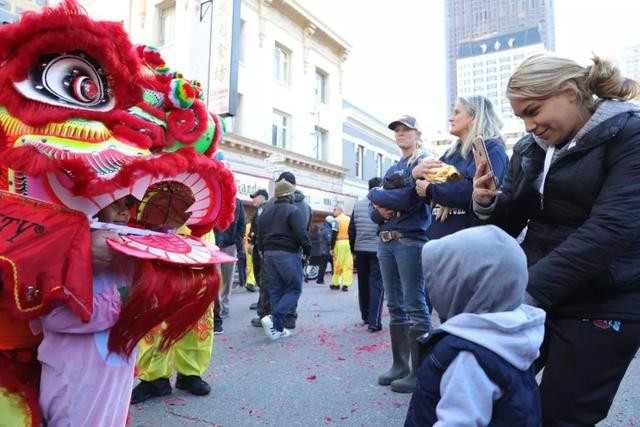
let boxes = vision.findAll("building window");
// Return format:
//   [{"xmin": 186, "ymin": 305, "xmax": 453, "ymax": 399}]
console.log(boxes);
[
  {"xmin": 272, "ymin": 110, "xmax": 290, "ymax": 149},
  {"xmin": 312, "ymin": 127, "xmax": 327, "ymax": 160},
  {"xmin": 239, "ymin": 20, "xmax": 247, "ymax": 63},
  {"xmin": 376, "ymin": 153, "xmax": 384, "ymax": 177},
  {"xmin": 274, "ymin": 43, "xmax": 290, "ymax": 85},
  {"xmin": 315, "ymin": 68, "xmax": 328, "ymax": 104},
  {"xmin": 158, "ymin": 3, "xmax": 176, "ymax": 46},
  {"xmin": 354, "ymin": 145, "xmax": 364, "ymax": 178}
]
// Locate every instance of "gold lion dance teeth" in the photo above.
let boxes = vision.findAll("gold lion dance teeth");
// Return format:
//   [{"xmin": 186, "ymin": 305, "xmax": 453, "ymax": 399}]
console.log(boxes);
[
  {"xmin": 0, "ymin": 109, "xmax": 112, "ymax": 144},
  {"xmin": 425, "ymin": 164, "xmax": 463, "ymax": 183}
]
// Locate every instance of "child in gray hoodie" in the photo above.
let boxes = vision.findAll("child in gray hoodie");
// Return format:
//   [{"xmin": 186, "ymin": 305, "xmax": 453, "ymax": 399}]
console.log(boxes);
[{"xmin": 405, "ymin": 225, "xmax": 545, "ymax": 426}]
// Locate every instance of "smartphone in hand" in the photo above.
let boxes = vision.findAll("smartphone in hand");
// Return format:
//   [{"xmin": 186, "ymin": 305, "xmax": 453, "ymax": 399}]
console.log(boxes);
[{"xmin": 471, "ymin": 136, "xmax": 499, "ymax": 189}]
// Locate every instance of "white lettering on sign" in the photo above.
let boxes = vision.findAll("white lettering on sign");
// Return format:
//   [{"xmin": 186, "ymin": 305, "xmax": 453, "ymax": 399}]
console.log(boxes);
[{"xmin": 233, "ymin": 173, "xmax": 271, "ymax": 201}]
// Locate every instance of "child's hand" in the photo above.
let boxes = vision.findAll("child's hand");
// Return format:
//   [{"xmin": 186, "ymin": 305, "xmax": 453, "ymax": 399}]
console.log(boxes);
[{"xmin": 91, "ymin": 230, "xmax": 120, "ymax": 269}]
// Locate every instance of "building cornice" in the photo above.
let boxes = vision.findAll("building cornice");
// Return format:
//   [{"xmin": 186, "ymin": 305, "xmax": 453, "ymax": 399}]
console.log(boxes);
[
  {"xmin": 275, "ymin": 0, "xmax": 351, "ymax": 54},
  {"xmin": 344, "ymin": 113, "xmax": 395, "ymax": 144},
  {"xmin": 221, "ymin": 133, "xmax": 349, "ymax": 177}
]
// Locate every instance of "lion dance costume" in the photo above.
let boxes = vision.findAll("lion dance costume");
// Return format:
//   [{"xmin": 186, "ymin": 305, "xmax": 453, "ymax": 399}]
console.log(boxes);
[{"xmin": 0, "ymin": 1, "xmax": 236, "ymax": 425}]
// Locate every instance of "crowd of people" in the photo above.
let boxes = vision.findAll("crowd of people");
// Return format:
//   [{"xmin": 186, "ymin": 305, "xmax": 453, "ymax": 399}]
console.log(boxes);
[
  {"xmin": 123, "ymin": 53, "xmax": 640, "ymax": 426},
  {"xmin": 1, "ymin": 4, "xmax": 639, "ymax": 422},
  {"xmin": 131, "ymin": 52, "xmax": 640, "ymax": 427}
]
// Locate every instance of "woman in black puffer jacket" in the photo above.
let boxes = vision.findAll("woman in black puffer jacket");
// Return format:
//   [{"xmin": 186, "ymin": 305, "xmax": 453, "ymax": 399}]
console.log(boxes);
[{"xmin": 473, "ymin": 54, "xmax": 640, "ymax": 426}]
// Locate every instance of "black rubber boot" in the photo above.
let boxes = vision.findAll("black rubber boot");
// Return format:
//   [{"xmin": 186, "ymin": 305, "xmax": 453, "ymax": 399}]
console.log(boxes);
[
  {"xmin": 378, "ymin": 323, "xmax": 410, "ymax": 386},
  {"xmin": 390, "ymin": 328, "xmax": 429, "ymax": 393}
]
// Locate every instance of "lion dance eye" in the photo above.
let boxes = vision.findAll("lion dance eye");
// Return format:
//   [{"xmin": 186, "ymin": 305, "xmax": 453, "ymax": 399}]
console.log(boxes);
[
  {"xmin": 14, "ymin": 51, "xmax": 114, "ymax": 111},
  {"xmin": 66, "ymin": 72, "xmax": 100, "ymax": 103}
]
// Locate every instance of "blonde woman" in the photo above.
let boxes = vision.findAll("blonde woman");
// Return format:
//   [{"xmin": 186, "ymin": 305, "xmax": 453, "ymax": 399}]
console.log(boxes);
[
  {"xmin": 413, "ymin": 95, "xmax": 508, "ymax": 239},
  {"xmin": 473, "ymin": 54, "xmax": 640, "ymax": 425}
]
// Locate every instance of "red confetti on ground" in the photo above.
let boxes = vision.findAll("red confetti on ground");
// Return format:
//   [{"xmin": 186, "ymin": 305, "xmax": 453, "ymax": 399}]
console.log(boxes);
[
  {"xmin": 341, "ymin": 415, "xmax": 349, "ymax": 420},
  {"xmin": 337, "ymin": 356, "xmax": 346, "ymax": 361},
  {"xmin": 391, "ymin": 399, "xmax": 403, "ymax": 408},
  {"xmin": 355, "ymin": 344, "xmax": 379, "ymax": 353},
  {"xmin": 307, "ymin": 375, "xmax": 317, "ymax": 381},
  {"xmin": 164, "ymin": 396, "xmax": 187, "ymax": 406},
  {"xmin": 324, "ymin": 415, "xmax": 333, "ymax": 423},
  {"xmin": 249, "ymin": 409, "xmax": 255, "ymax": 416}
]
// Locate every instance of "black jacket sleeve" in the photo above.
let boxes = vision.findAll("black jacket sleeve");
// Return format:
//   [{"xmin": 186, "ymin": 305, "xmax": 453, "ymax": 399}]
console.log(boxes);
[
  {"xmin": 288, "ymin": 208, "xmax": 312, "ymax": 256},
  {"xmin": 235, "ymin": 202, "xmax": 246, "ymax": 249}
]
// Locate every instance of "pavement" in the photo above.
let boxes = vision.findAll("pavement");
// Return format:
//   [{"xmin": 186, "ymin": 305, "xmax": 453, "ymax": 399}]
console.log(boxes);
[{"xmin": 129, "ymin": 275, "xmax": 639, "ymax": 427}]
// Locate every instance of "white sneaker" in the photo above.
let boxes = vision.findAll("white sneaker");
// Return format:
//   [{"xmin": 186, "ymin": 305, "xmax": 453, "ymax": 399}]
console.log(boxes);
[
  {"xmin": 261, "ymin": 315, "xmax": 274, "ymax": 338},
  {"xmin": 271, "ymin": 328, "xmax": 292, "ymax": 341}
]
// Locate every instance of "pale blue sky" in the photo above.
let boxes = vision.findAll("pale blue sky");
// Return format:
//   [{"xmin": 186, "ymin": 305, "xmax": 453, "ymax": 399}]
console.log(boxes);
[{"xmin": 300, "ymin": 0, "xmax": 640, "ymax": 132}]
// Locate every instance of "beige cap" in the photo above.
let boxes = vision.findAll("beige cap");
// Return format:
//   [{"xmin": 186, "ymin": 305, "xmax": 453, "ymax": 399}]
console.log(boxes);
[{"xmin": 274, "ymin": 179, "xmax": 295, "ymax": 197}]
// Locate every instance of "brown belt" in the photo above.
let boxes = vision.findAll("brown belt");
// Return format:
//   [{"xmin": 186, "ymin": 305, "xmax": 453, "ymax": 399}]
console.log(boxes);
[{"xmin": 379, "ymin": 230, "xmax": 404, "ymax": 242}]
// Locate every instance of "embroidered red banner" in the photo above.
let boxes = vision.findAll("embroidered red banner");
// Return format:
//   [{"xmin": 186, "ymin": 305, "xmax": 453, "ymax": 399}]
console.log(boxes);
[{"xmin": 0, "ymin": 191, "xmax": 92, "ymax": 321}]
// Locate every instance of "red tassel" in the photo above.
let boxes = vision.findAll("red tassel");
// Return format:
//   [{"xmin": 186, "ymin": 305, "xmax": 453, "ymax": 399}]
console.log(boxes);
[{"xmin": 108, "ymin": 260, "xmax": 219, "ymax": 357}]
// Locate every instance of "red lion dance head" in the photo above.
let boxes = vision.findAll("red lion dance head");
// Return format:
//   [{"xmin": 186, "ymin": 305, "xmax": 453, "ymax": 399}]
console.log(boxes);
[{"xmin": 0, "ymin": 0, "xmax": 236, "ymax": 367}]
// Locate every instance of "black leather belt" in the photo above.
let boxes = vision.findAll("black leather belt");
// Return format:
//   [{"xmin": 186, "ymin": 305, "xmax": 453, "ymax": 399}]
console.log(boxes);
[{"xmin": 379, "ymin": 230, "xmax": 404, "ymax": 242}]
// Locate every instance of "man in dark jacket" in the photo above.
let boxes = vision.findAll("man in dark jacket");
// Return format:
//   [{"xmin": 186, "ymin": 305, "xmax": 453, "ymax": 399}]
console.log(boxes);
[
  {"xmin": 251, "ymin": 172, "xmax": 311, "ymax": 329},
  {"xmin": 214, "ymin": 197, "xmax": 246, "ymax": 331},
  {"xmin": 349, "ymin": 177, "xmax": 384, "ymax": 332},
  {"xmin": 309, "ymin": 218, "xmax": 332, "ymax": 284},
  {"xmin": 248, "ymin": 189, "xmax": 269, "ymax": 326},
  {"xmin": 257, "ymin": 180, "xmax": 311, "ymax": 340}
]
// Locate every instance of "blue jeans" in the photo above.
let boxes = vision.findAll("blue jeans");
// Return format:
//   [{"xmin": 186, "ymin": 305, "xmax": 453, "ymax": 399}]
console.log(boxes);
[
  {"xmin": 263, "ymin": 250, "xmax": 303, "ymax": 331},
  {"xmin": 377, "ymin": 238, "xmax": 430, "ymax": 330}
]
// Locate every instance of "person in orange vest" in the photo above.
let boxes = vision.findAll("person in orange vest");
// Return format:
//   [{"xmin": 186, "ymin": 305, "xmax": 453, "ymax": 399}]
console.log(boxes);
[{"xmin": 330, "ymin": 205, "xmax": 353, "ymax": 291}]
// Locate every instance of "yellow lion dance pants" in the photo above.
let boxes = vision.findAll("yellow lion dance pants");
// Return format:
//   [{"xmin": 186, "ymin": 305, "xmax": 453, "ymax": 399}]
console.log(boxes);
[
  {"xmin": 137, "ymin": 305, "xmax": 214, "ymax": 380},
  {"xmin": 331, "ymin": 240, "xmax": 353, "ymax": 287}
]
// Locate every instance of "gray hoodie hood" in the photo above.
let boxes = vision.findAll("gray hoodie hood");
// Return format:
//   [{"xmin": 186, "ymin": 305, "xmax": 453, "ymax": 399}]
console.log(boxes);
[
  {"xmin": 423, "ymin": 225, "xmax": 528, "ymax": 321},
  {"xmin": 422, "ymin": 225, "xmax": 545, "ymax": 369}
]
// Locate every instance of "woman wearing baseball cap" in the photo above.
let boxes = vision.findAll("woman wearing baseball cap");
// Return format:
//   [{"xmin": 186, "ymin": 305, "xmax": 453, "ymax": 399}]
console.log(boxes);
[{"xmin": 367, "ymin": 114, "xmax": 431, "ymax": 393}]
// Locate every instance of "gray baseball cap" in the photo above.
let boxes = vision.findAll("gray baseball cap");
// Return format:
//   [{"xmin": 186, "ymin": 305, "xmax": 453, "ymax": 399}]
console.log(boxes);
[{"xmin": 388, "ymin": 115, "xmax": 421, "ymax": 132}]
